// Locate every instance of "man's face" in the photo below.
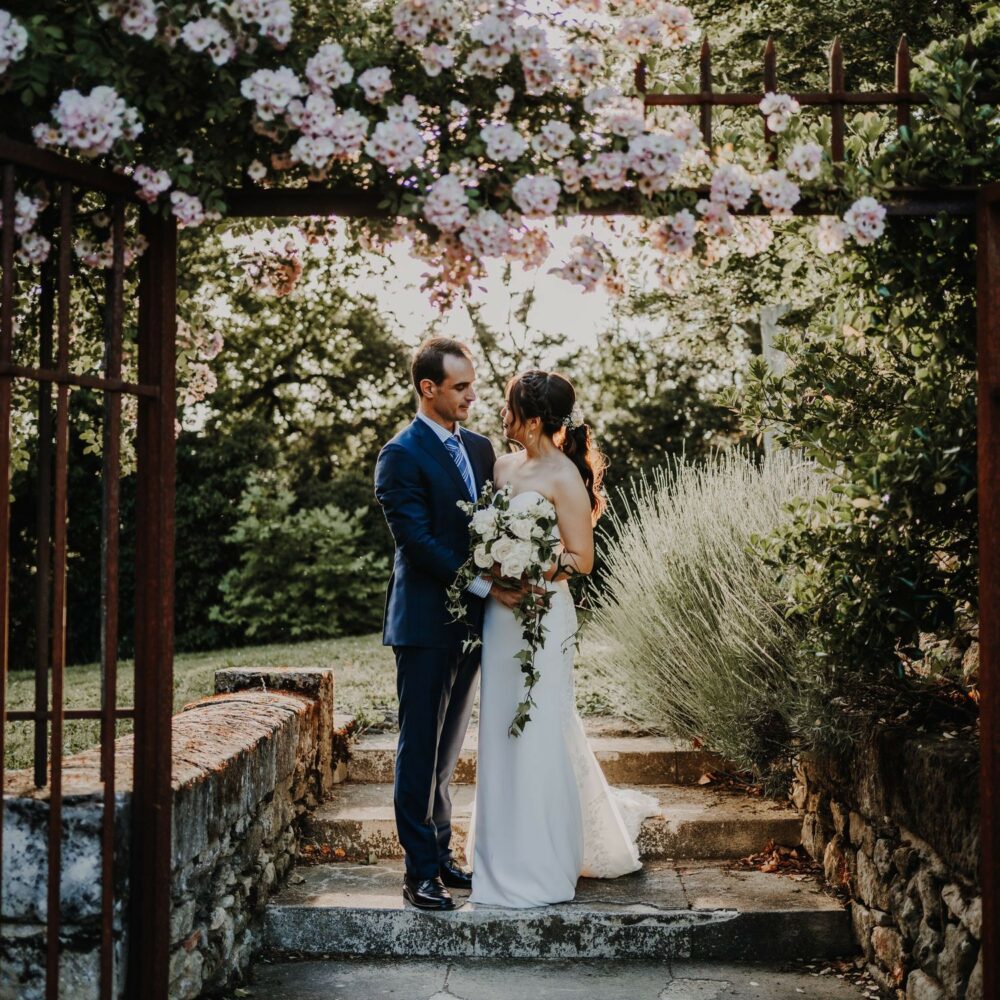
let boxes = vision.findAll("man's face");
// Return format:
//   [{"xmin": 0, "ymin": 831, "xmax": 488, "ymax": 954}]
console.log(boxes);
[{"xmin": 423, "ymin": 353, "xmax": 477, "ymax": 425}]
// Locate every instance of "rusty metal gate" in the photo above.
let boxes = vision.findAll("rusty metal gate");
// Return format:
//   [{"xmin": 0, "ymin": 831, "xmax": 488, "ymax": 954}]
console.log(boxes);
[{"xmin": 0, "ymin": 139, "xmax": 175, "ymax": 999}]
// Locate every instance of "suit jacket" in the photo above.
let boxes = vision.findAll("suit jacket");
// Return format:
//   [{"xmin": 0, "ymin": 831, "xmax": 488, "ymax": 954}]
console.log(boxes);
[{"xmin": 374, "ymin": 417, "xmax": 497, "ymax": 648}]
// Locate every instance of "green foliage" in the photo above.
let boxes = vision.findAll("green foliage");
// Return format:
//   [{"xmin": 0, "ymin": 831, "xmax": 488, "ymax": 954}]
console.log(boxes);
[
  {"xmin": 733, "ymin": 212, "xmax": 978, "ymax": 688},
  {"xmin": 726, "ymin": 34, "xmax": 995, "ymax": 706},
  {"xmin": 591, "ymin": 451, "xmax": 825, "ymax": 787},
  {"xmin": 212, "ymin": 479, "xmax": 389, "ymax": 642},
  {"xmin": 579, "ymin": 328, "xmax": 741, "ymax": 493}
]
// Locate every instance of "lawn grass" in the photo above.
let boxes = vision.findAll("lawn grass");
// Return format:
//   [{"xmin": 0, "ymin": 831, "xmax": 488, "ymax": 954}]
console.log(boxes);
[{"xmin": 5, "ymin": 630, "xmax": 616, "ymax": 770}]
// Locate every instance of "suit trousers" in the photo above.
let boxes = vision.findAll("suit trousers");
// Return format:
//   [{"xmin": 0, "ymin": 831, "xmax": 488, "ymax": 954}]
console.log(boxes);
[{"xmin": 393, "ymin": 644, "xmax": 481, "ymax": 879}]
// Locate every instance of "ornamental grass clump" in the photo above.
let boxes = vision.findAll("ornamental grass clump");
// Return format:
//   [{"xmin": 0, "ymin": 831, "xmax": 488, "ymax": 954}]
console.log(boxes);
[{"xmin": 591, "ymin": 450, "xmax": 824, "ymax": 786}]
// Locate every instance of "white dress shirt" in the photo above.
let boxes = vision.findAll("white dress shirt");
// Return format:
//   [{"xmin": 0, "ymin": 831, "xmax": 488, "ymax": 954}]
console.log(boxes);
[{"xmin": 416, "ymin": 411, "xmax": 492, "ymax": 599}]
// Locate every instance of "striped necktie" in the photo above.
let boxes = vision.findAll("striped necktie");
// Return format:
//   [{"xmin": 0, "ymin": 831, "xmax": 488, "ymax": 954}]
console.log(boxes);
[{"xmin": 444, "ymin": 434, "xmax": 476, "ymax": 500}]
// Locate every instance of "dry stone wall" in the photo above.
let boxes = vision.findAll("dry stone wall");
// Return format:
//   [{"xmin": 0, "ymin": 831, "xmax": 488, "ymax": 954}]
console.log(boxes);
[
  {"xmin": 795, "ymin": 726, "xmax": 981, "ymax": 1000},
  {"xmin": 1, "ymin": 666, "xmax": 336, "ymax": 999}
]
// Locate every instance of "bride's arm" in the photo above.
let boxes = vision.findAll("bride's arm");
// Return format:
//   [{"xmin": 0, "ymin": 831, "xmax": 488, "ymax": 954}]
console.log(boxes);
[{"xmin": 545, "ymin": 473, "xmax": 594, "ymax": 580}]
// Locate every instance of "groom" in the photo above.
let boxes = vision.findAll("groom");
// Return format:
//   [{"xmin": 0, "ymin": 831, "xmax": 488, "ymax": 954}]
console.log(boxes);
[{"xmin": 374, "ymin": 337, "xmax": 520, "ymax": 911}]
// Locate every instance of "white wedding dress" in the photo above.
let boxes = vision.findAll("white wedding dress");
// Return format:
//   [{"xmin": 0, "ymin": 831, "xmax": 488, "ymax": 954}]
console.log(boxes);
[{"xmin": 466, "ymin": 490, "xmax": 659, "ymax": 908}]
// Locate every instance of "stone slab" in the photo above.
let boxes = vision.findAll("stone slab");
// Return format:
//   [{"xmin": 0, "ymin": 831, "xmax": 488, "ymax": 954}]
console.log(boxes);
[
  {"xmin": 263, "ymin": 858, "xmax": 851, "ymax": 962},
  {"xmin": 300, "ymin": 784, "xmax": 803, "ymax": 863},
  {"xmin": 249, "ymin": 957, "xmax": 870, "ymax": 1000},
  {"xmin": 346, "ymin": 731, "xmax": 725, "ymax": 786}
]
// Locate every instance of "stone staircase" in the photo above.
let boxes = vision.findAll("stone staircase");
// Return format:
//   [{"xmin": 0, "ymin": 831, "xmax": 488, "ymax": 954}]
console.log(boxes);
[{"xmin": 262, "ymin": 720, "xmax": 854, "ymax": 963}]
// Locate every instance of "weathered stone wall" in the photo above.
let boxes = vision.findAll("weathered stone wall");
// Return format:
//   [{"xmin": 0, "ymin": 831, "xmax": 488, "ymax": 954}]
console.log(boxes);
[
  {"xmin": 2, "ymin": 666, "xmax": 335, "ymax": 999},
  {"xmin": 795, "ymin": 727, "xmax": 981, "ymax": 1000}
]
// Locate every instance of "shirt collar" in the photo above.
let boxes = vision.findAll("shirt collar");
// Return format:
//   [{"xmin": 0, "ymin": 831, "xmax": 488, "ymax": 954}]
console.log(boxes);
[{"xmin": 416, "ymin": 410, "xmax": 461, "ymax": 444}]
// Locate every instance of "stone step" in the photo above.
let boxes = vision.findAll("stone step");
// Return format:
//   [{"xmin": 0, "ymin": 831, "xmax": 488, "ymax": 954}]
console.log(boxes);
[
  {"xmin": 299, "ymin": 784, "xmax": 803, "ymax": 864},
  {"xmin": 263, "ymin": 858, "xmax": 853, "ymax": 962},
  {"xmin": 345, "ymin": 730, "xmax": 725, "ymax": 786}
]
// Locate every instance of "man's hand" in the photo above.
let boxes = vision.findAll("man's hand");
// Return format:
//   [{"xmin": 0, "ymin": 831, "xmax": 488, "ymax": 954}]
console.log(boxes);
[
  {"xmin": 487, "ymin": 578, "xmax": 546, "ymax": 610},
  {"xmin": 488, "ymin": 580, "xmax": 523, "ymax": 609}
]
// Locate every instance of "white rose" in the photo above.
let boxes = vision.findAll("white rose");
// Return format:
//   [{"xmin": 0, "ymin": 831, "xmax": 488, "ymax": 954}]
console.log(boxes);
[
  {"xmin": 509, "ymin": 514, "xmax": 535, "ymax": 540},
  {"xmin": 471, "ymin": 506, "xmax": 500, "ymax": 540},
  {"xmin": 501, "ymin": 554, "xmax": 528, "ymax": 579},
  {"xmin": 473, "ymin": 544, "xmax": 493, "ymax": 569},
  {"xmin": 490, "ymin": 536, "xmax": 516, "ymax": 567},
  {"xmin": 501, "ymin": 539, "xmax": 534, "ymax": 579}
]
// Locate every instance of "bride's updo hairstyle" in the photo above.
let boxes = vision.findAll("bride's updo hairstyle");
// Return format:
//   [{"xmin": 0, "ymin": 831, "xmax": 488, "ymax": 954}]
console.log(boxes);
[{"xmin": 505, "ymin": 369, "xmax": 607, "ymax": 520}]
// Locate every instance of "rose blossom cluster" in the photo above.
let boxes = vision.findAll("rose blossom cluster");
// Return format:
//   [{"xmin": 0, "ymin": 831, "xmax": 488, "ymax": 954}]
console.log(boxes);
[
  {"xmin": 549, "ymin": 234, "xmax": 609, "ymax": 291},
  {"xmin": 133, "ymin": 164, "xmax": 172, "ymax": 203},
  {"xmin": 786, "ymin": 142, "xmax": 823, "ymax": 180},
  {"xmin": 759, "ymin": 92, "xmax": 800, "ymax": 133},
  {"xmin": 627, "ymin": 133, "xmax": 685, "ymax": 194},
  {"xmin": 422, "ymin": 174, "xmax": 470, "ymax": 233},
  {"xmin": 0, "ymin": 9, "xmax": 26, "ymax": 75},
  {"xmin": 392, "ymin": 0, "xmax": 457, "ymax": 47},
  {"xmin": 231, "ymin": 0, "xmax": 294, "ymax": 47},
  {"xmin": 366, "ymin": 99, "xmax": 426, "ymax": 173},
  {"xmin": 170, "ymin": 190, "xmax": 206, "ymax": 228},
  {"xmin": 1, "ymin": 188, "xmax": 52, "ymax": 265},
  {"xmin": 514, "ymin": 23, "xmax": 561, "ymax": 96},
  {"xmin": 357, "ymin": 67, "xmax": 393, "ymax": 104},
  {"xmin": 180, "ymin": 17, "xmax": 236, "ymax": 66},
  {"xmin": 306, "ymin": 42, "xmax": 354, "ymax": 93},
  {"xmin": 459, "ymin": 209, "xmax": 513, "ymax": 258},
  {"xmin": 34, "ymin": 86, "xmax": 143, "ymax": 159},
  {"xmin": 96, "ymin": 0, "xmax": 158, "ymax": 41},
  {"xmin": 241, "ymin": 66, "xmax": 306, "ymax": 120},
  {"xmin": 511, "ymin": 175, "xmax": 561, "ymax": 217},
  {"xmin": 616, "ymin": 3, "xmax": 695, "ymax": 53},
  {"xmin": 755, "ymin": 168, "xmax": 801, "ymax": 217},
  {"xmin": 843, "ymin": 196, "xmax": 887, "ymax": 246},
  {"xmin": 816, "ymin": 215, "xmax": 847, "ymax": 254},
  {"xmin": 649, "ymin": 209, "xmax": 697, "ymax": 256},
  {"xmin": 531, "ymin": 120, "xmax": 576, "ymax": 160},
  {"xmin": 480, "ymin": 122, "xmax": 527, "ymax": 163}
]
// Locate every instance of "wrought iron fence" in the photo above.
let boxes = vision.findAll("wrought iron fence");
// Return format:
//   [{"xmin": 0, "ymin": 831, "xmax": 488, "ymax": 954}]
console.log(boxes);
[{"xmin": 0, "ymin": 139, "xmax": 175, "ymax": 1000}]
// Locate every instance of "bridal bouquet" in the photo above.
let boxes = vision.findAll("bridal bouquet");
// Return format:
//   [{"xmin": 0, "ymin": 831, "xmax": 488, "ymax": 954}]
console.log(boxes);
[{"xmin": 448, "ymin": 482, "xmax": 560, "ymax": 737}]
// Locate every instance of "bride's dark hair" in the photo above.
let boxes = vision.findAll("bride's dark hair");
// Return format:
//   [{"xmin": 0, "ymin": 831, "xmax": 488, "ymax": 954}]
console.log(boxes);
[{"xmin": 505, "ymin": 369, "xmax": 607, "ymax": 521}]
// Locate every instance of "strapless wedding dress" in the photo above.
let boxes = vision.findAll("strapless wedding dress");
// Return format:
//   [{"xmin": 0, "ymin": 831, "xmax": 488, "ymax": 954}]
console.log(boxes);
[{"xmin": 466, "ymin": 490, "xmax": 659, "ymax": 908}]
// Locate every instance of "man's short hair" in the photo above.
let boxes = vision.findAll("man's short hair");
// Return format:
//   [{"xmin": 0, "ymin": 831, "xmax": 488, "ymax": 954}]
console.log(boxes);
[{"xmin": 411, "ymin": 337, "xmax": 473, "ymax": 397}]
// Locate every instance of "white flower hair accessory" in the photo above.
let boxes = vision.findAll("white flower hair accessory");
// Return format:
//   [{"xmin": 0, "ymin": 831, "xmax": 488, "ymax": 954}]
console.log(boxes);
[{"xmin": 562, "ymin": 405, "xmax": 584, "ymax": 430}]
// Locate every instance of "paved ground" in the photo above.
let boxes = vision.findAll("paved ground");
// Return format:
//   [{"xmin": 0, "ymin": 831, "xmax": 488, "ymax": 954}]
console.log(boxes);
[{"xmin": 245, "ymin": 957, "xmax": 872, "ymax": 999}]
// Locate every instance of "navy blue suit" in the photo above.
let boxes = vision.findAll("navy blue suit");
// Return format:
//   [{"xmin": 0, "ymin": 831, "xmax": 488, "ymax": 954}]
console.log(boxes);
[{"xmin": 374, "ymin": 417, "xmax": 497, "ymax": 878}]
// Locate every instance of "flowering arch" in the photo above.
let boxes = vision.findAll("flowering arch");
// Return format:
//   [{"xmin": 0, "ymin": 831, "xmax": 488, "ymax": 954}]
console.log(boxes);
[{"xmin": 0, "ymin": 0, "xmax": 935, "ymax": 313}]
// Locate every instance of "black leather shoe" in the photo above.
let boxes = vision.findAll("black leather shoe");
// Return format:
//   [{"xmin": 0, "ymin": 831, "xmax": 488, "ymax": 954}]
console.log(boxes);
[
  {"xmin": 439, "ymin": 859, "xmax": 473, "ymax": 890},
  {"xmin": 403, "ymin": 874, "xmax": 456, "ymax": 911}
]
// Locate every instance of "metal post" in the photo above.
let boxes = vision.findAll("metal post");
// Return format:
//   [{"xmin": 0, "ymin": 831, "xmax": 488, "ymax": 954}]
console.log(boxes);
[
  {"xmin": 976, "ymin": 181, "xmax": 1000, "ymax": 1000},
  {"xmin": 128, "ymin": 207, "xmax": 176, "ymax": 1000}
]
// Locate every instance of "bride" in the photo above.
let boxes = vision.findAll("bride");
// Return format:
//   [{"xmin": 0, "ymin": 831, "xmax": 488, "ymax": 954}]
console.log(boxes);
[{"xmin": 466, "ymin": 369, "xmax": 658, "ymax": 908}]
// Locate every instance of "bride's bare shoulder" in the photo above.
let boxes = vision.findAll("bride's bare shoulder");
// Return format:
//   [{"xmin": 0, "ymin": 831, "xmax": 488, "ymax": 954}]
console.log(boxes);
[{"xmin": 492, "ymin": 449, "xmax": 522, "ymax": 486}]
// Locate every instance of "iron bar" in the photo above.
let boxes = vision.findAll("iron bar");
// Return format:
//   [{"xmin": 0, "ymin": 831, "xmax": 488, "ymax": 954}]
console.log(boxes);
[
  {"xmin": 633, "ymin": 58, "xmax": 646, "ymax": 95},
  {"xmin": 46, "ymin": 180, "xmax": 73, "ymax": 1000},
  {"xmin": 223, "ymin": 184, "xmax": 388, "ymax": 218},
  {"xmin": 0, "ymin": 362, "xmax": 158, "ymax": 396},
  {"xmin": 0, "ymin": 161, "xmax": 15, "ymax": 927},
  {"xmin": 829, "ymin": 37, "xmax": 846, "ymax": 176},
  {"xmin": 895, "ymin": 35, "xmax": 911, "ymax": 132},
  {"xmin": 128, "ymin": 206, "xmax": 176, "ymax": 1000},
  {"xmin": 640, "ymin": 89, "xmax": 1000, "ymax": 106},
  {"xmin": 0, "ymin": 137, "xmax": 135, "ymax": 197},
  {"xmin": 34, "ymin": 239, "xmax": 55, "ymax": 788},
  {"xmin": 977, "ymin": 180, "xmax": 1000, "ymax": 1000},
  {"xmin": 698, "ymin": 39, "xmax": 713, "ymax": 148},
  {"xmin": 99, "ymin": 196, "xmax": 125, "ymax": 999}
]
